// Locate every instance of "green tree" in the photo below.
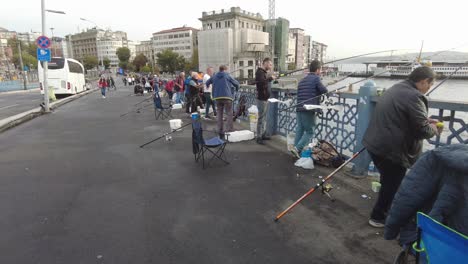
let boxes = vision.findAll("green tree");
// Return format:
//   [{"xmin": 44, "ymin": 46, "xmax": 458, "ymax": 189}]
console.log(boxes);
[
  {"xmin": 132, "ymin": 53, "xmax": 148, "ymax": 72},
  {"xmin": 8, "ymin": 38, "xmax": 38, "ymax": 69},
  {"xmin": 287, "ymin": 63, "xmax": 296, "ymax": 71},
  {"xmin": 83, "ymin": 55, "xmax": 99, "ymax": 70},
  {"xmin": 116, "ymin": 47, "xmax": 131, "ymax": 63},
  {"xmin": 141, "ymin": 65, "xmax": 152, "ymax": 73},
  {"xmin": 156, "ymin": 49, "xmax": 186, "ymax": 73},
  {"xmin": 13, "ymin": 52, "xmax": 37, "ymax": 69},
  {"xmin": 102, "ymin": 57, "xmax": 111, "ymax": 69}
]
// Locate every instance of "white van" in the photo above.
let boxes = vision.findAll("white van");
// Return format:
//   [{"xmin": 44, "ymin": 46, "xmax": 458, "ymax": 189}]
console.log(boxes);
[{"xmin": 39, "ymin": 57, "xmax": 86, "ymax": 95}]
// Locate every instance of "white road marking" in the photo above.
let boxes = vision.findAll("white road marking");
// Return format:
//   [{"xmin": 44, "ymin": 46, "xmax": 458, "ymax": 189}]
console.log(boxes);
[{"xmin": 0, "ymin": 104, "xmax": 20, "ymax": 110}]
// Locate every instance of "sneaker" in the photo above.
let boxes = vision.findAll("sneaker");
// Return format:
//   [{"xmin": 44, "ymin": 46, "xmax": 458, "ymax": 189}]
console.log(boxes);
[
  {"xmin": 290, "ymin": 147, "xmax": 300, "ymax": 159},
  {"xmin": 368, "ymin": 218, "xmax": 385, "ymax": 228},
  {"xmin": 102, "ymin": 96, "xmax": 106, "ymax": 99},
  {"xmin": 256, "ymin": 138, "xmax": 265, "ymax": 145}
]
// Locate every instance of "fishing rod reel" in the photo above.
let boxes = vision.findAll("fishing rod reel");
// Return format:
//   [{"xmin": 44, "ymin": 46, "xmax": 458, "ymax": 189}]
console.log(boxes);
[{"xmin": 321, "ymin": 182, "xmax": 336, "ymax": 202}]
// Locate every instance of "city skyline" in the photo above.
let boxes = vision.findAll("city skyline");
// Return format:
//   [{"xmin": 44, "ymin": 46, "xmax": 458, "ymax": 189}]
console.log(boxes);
[{"xmin": 2, "ymin": 0, "xmax": 468, "ymax": 59}]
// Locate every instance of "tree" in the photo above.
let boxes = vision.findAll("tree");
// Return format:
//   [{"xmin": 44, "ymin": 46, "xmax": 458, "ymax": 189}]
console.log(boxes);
[
  {"xmin": 156, "ymin": 49, "xmax": 186, "ymax": 74},
  {"xmin": 102, "ymin": 57, "xmax": 111, "ymax": 69},
  {"xmin": 83, "ymin": 55, "xmax": 99, "ymax": 70},
  {"xmin": 141, "ymin": 65, "xmax": 152, "ymax": 73},
  {"xmin": 132, "ymin": 53, "xmax": 148, "ymax": 72},
  {"xmin": 13, "ymin": 52, "xmax": 37, "ymax": 69},
  {"xmin": 186, "ymin": 48, "xmax": 199, "ymax": 72},
  {"xmin": 288, "ymin": 63, "xmax": 296, "ymax": 71},
  {"xmin": 116, "ymin": 47, "xmax": 131, "ymax": 63}
]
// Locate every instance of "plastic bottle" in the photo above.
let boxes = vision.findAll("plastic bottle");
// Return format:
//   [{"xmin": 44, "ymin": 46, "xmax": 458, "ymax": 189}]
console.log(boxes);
[{"xmin": 368, "ymin": 162, "xmax": 380, "ymax": 177}]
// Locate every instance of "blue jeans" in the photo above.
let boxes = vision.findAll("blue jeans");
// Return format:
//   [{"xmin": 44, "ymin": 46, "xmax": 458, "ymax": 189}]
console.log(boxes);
[
  {"xmin": 204, "ymin": 92, "xmax": 216, "ymax": 117},
  {"xmin": 101, "ymin": 88, "xmax": 106, "ymax": 96},
  {"xmin": 175, "ymin": 92, "xmax": 184, "ymax": 104},
  {"xmin": 256, "ymin": 99, "xmax": 269, "ymax": 139},
  {"xmin": 294, "ymin": 111, "xmax": 317, "ymax": 151}
]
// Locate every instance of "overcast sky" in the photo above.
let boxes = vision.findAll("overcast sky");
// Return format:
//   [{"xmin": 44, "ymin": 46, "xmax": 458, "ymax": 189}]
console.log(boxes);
[{"xmin": 2, "ymin": 0, "xmax": 467, "ymax": 58}]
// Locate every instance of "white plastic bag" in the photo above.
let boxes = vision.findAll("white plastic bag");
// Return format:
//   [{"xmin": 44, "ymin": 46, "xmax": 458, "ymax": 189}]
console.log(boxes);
[
  {"xmin": 248, "ymin": 105, "xmax": 258, "ymax": 114},
  {"xmin": 294, "ymin": 157, "xmax": 315, "ymax": 170},
  {"xmin": 287, "ymin": 133, "xmax": 296, "ymax": 151}
]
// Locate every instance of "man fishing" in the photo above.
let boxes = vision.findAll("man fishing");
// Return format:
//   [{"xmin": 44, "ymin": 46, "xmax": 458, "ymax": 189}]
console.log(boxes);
[{"xmin": 363, "ymin": 66, "xmax": 443, "ymax": 228}]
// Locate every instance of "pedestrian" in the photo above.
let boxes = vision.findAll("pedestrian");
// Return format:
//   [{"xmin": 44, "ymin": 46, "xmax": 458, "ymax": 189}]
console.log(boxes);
[
  {"xmin": 363, "ymin": 66, "xmax": 442, "ymax": 228},
  {"xmin": 188, "ymin": 72, "xmax": 204, "ymax": 114},
  {"xmin": 255, "ymin": 58, "xmax": 276, "ymax": 145},
  {"xmin": 98, "ymin": 77, "xmax": 107, "ymax": 98},
  {"xmin": 109, "ymin": 76, "xmax": 116, "ymax": 90},
  {"xmin": 174, "ymin": 72, "xmax": 185, "ymax": 104},
  {"xmin": 290, "ymin": 60, "xmax": 328, "ymax": 158},
  {"xmin": 153, "ymin": 75, "xmax": 159, "ymax": 92},
  {"xmin": 123, "ymin": 76, "xmax": 127, "ymax": 86},
  {"xmin": 206, "ymin": 65, "xmax": 240, "ymax": 138},
  {"xmin": 203, "ymin": 67, "xmax": 216, "ymax": 119},
  {"xmin": 165, "ymin": 79, "xmax": 175, "ymax": 100},
  {"xmin": 184, "ymin": 71, "xmax": 193, "ymax": 114}
]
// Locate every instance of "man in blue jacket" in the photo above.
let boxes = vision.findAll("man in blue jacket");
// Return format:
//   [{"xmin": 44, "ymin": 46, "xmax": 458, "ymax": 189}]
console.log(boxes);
[
  {"xmin": 206, "ymin": 65, "xmax": 240, "ymax": 137},
  {"xmin": 291, "ymin": 60, "xmax": 328, "ymax": 158}
]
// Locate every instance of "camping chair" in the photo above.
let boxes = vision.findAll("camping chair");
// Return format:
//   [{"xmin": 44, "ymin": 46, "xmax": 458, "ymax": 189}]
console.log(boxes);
[
  {"xmin": 192, "ymin": 117, "xmax": 229, "ymax": 169},
  {"xmin": 393, "ymin": 212, "xmax": 468, "ymax": 264},
  {"xmin": 154, "ymin": 91, "xmax": 172, "ymax": 120}
]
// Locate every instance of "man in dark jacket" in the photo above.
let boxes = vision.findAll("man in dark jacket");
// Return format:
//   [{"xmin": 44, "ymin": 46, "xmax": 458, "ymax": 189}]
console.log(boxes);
[
  {"xmin": 291, "ymin": 60, "xmax": 328, "ymax": 158},
  {"xmin": 363, "ymin": 66, "xmax": 442, "ymax": 228},
  {"xmin": 206, "ymin": 65, "xmax": 239, "ymax": 136},
  {"xmin": 385, "ymin": 144, "xmax": 468, "ymax": 245},
  {"xmin": 255, "ymin": 58, "xmax": 275, "ymax": 145}
]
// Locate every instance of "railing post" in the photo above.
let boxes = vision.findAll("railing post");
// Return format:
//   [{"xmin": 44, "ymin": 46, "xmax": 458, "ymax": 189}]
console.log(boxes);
[
  {"xmin": 267, "ymin": 83, "xmax": 279, "ymax": 136},
  {"xmin": 348, "ymin": 81, "xmax": 377, "ymax": 177}
]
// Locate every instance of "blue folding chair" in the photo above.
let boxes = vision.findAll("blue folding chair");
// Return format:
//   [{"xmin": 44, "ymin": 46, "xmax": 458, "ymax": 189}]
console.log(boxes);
[
  {"xmin": 154, "ymin": 92, "xmax": 172, "ymax": 120},
  {"xmin": 192, "ymin": 117, "xmax": 229, "ymax": 169}
]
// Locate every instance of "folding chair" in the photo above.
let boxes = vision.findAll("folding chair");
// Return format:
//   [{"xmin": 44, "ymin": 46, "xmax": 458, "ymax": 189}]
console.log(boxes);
[
  {"xmin": 192, "ymin": 117, "xmax": 229, "ymax": 169},
  {"xmin": 154, "ymin": 91, "xmax": 172, "ymax": 120},
  {"xmin": 394, "ymin": 212, "xmax": 468, "ymax": 264}
]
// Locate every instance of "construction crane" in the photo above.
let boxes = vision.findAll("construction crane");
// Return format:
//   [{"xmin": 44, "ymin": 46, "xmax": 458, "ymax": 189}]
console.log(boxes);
[
  {"xmin": 268, "ymin": 0, "xmax": 276, "ymax": 68},
  {"xmin": 269, "ymin": 0, "xmax": 275, "ymax": 20}
]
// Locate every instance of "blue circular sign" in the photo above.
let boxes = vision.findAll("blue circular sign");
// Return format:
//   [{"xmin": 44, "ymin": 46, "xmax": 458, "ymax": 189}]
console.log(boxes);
[{"xmin": 36, "ymin": 36, "xmax": 51, "ymax": 49}]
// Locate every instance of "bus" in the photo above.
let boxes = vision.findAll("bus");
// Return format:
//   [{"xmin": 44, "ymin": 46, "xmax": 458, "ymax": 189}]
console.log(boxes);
[{"xmin": 39, "ymin": 57, "xmax": 86, "ymax": 96}]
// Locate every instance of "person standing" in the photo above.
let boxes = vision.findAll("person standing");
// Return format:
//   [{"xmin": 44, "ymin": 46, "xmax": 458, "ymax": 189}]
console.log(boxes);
[
  {"xmin": 291, "ymin": 60, "xmax": 328, "ymax": 158},
  {"xmin": 255, "ymin": 58, "xmax": 276, "ymax": 145},
  {"xmin": 165, "ymin": 79, "xmax": 175, "ymax": 100},
  {"xmin": 203, "ymin": 67, "xmax": 216, "ymax": 119},
  {"xmin": 206, "ymin": 65, "xmax": 239, "ymax": 137},
  {"xmin": 174, "ymin": 72, "xmax": 185, "ymax": 104},
  {"xmin": 184, "ymin": 71, "xmax": 193, "ymax": 114},
  {"xmin": 363, "ymin": 66, "xmax": 442, "ymax": 228},
  {"xmin": 98, "ymin": 77, "xmax": 107, "ymax": 98},
  {"xmin": 109, "ymin": 76, "xmax": 116, "ymax": 90},
  {"xmin": 188, "ymin": 72, "xmax": 204, "ymax": 113},
  {"xmin": 123, "ymin": 76, "xmax": 127, "ymax": 86}
]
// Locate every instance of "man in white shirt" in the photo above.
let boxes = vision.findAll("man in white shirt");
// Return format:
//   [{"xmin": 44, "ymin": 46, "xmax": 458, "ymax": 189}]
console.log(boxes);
[{"xmin": 203, "ymin": 67, "xmax": 216, "ymax": 119}]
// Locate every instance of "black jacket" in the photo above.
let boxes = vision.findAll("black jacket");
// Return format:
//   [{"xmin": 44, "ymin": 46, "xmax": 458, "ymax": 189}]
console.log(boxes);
[
  {"xmin": 255, "ymin": 68, "xmax": 272, "ymax": 101},
  {"xmin": 363, "ymin": 80, "xmax": 435, "ymax": 168},
  {"xmin": 385, "ymin": 144, "xmax": 468, "ymax": 244}
]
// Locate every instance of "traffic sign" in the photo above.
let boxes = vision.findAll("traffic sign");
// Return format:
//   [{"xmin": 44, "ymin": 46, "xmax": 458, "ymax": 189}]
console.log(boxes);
[
  {"xmin": 36, "ymin": 35, "xmax": 51, "ymax": 49},
  {"xmin": 37, "ymin": 48, "xmax": 51, "ymax": 62}
]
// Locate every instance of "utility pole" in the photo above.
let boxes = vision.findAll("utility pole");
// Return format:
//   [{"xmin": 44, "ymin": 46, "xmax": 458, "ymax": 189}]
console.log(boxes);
[
  {"xmin": 41, "ymin": 0, "xmax": 50, "ymax": 112},
  {"xmin": 17, "ymin": 42, "xmax": 28, "ymax": 90},
  {"xmin": 50, "ymin": 27, "xmax": 55, "ymax": 57}
]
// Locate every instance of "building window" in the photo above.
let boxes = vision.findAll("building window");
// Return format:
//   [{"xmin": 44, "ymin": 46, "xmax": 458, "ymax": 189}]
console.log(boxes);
[
  {"xmin": 248, "ymin": 69, "xmax": 254, "ymax": 79},
  {"xmin": 239, "ymin": 61, "xmax": 244, "ymax": 67},
  {"xmin": 248, "ymin": 60, "xmax": 253, "ymax": 67},
  {"xmin": 246, "ymin": 23, "xmax": 249, "ymax": 29},
  {"xmin": 242, "ymin": 21, "xmax": 244, "ymax": 28}
]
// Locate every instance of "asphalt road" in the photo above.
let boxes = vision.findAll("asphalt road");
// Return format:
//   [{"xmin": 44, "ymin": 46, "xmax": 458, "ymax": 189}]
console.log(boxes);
[
  {"xmin": 0, "ymin": 90, "xmax": 44, "ymax": 119},
  {"xmin": 0, "ymin": 80, "xmax": 400, "ymax": 264}
]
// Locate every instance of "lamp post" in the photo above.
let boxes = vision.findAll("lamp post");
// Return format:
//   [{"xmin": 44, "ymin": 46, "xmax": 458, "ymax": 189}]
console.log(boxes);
[{"xmin": 41, "ymin": 2, "xmax": 65, "ymax": 112}]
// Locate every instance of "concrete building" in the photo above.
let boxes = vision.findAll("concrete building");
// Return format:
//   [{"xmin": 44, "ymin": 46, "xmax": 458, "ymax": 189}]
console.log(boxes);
[
  {"xmin": 303, "ymin": 35, "xmax": 312, "ymax": 68},
  {"xmin": 265, "ymin": 18, "xmax": 289, "ymax": 72},
  {"xmin": 16, "ymin": 31, "xmax": 41, "ymax": 44},
  {"xmin": 68, "ymin": 28, "xmax": 128, "ymax": 66},
  {"xmin": 0, "ymin": 27, "xmax": 17, "ymax": 73},
  {"xmin": 198, "ymin": 7, "xmax": 269, "ymax": 79},
  {"xmin": 152, "ymin": 27, "xmax": 198, "ymax": 60},
  {"xmin": 311, "ymin": 41, "xmax": 328, "ymax": 63},
  {"xmin": 287, "ymin": 32, "xmax": 296, "ymax": 69},
  {"xmin": 50, "ymin": 37, "xmax": 69, "ymax": 58},
  {"xmin": 127, "ymin": 40, "xmax": 139, "ymax": 61},
  {"xmin": 289, "ymin": 28, "xmax": 305, "ymax": 70},
  {"xmin": 136, "ymin": 40, "xmax": 153, "ymax": 62}
]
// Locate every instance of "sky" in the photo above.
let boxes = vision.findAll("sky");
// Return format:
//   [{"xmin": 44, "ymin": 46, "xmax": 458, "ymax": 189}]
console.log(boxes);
[{"xmin": 2, "ymin": 0, "xmax": 468, "ymax": 58}]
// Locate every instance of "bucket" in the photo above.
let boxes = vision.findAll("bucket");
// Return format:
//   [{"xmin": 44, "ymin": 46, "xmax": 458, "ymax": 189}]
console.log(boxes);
[
  {"xmin": 169, "ymin": 119, "xmax": 182, "ymax": 130},
  {"xmin": 191, "ymin": 113, "xmax": 200, "ymax": 121}
]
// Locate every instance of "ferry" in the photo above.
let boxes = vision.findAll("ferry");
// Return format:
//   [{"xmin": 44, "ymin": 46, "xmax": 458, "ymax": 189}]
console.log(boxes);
[{"xmin": 367, "ymin": 60, "xmax": 468, "ymax": 79}]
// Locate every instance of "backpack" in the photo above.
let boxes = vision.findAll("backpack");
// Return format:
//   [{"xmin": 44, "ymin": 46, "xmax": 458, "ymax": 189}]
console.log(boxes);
[{"xmin": 312, "ymin": 140, "xmax": 346, "ymax": 168}]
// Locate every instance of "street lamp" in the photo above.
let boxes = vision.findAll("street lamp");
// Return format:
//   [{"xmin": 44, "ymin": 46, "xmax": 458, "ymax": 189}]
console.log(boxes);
[{"xmin": 41, "ymin": 1, "xmax": 66, "ymax": 112}]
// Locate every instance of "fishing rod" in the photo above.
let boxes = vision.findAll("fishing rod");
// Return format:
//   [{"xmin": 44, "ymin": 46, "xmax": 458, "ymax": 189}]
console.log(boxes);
[
  {"xmin": 120, "ymin": 102, "xmax": 154, "ymax": 117},
  {"xmin": 274, "ymin": 147, "xmax": 366, "ymax": 222},
  {"xmin": 426, "ymin": 63, "xmax": 467, "ymax": 96},
  {"xmin": 278, "ymin": 49, "xmax": 399, "ymax": 78},
  {"xmin": 140, "ymin": 122, "xmax": 193, "ymax": 148}
]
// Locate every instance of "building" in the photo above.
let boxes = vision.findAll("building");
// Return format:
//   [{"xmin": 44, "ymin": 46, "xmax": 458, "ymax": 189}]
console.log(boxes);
[
  {"xmin": 0, "ymin": 27, "xmax": 17, "ymax": 73},
  {"xmin": 50, "ymin": 37, "xmax": 70, "ymax": 58},
  {"xmin": 287, "ymin": 32, "xmax": 296, "ymax": 69},
  {"xmin": 16, "ymin": 31, "xmax": 41, "ymax": 44},
  {"xmin": 265, "ymin": 17, "xmax": 289, "ymax": 72},
  {"xmin": 311, "ymin": 41, "xmax": 328, "ymax": 63},
  {"xmin": 136, "ymin": 40, "xmax": 153, "ymax": 62},
  {"xmin": 303, "ymin": 35, "xmax": 312, "ymax": 67},
  {"xmin": 127, "ymin": 40, "xmax": 139, "ymax": 61},
  {"xmin": 152, "ymin": 27, "xmax": 198, "ymax": 60},
  {"xmin": 198, "ymin": 7, "xmax": 269, "ymax": 79},
  {"xmin": 289, "ymin": 28, "xmax": 305, "ymax": 70},
  {"xmin": 68, "ymin": 28, "xmax": 128, "ymax": 67}
]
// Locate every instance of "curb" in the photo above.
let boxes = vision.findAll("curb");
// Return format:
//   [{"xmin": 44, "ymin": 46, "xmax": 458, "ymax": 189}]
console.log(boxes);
[
  {"xmin": 0, "ymin": 88, "xmax": 40, "ymax": 95},
  {"xmin": 0, "ymin": 88, "xmax": 98, "ymax": 133}
]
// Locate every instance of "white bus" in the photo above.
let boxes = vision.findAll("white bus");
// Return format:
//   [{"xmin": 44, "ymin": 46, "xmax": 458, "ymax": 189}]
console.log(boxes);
[{"xmin": 39, "ymin": 57, "xmax": 86, "ymax": 96}]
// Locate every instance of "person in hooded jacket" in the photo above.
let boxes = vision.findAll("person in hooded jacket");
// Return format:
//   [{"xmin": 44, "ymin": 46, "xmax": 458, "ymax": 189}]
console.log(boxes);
[{"xmin": 206, "ymin": 65, "xmax": 240, "ymax": 137}]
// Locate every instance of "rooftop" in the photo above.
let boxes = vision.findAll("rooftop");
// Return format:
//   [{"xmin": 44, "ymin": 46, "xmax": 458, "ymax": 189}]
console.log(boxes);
[
  {"xmin": 201, "ymin": 7, "xmax": 263, "ymax": 20},
  {"xmin": 153, "ymin": 26, "xmax": 199, "ymax": 35}
]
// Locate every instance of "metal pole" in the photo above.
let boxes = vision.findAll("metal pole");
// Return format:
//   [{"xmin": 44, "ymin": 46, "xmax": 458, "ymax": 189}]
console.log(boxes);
[
  {"xmin": 41, "ymin": 0, "xmax": 50, "ymax": 112},
  {"xmin": 17, "ymin": 42, "xmax": 27, "ymax": 90}
]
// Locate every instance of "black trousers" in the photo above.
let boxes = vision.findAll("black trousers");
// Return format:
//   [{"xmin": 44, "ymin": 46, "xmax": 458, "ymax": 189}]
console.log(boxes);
[{"xmin": 369, "ymin": 152, "xmax": 407, "ymax": 221}]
